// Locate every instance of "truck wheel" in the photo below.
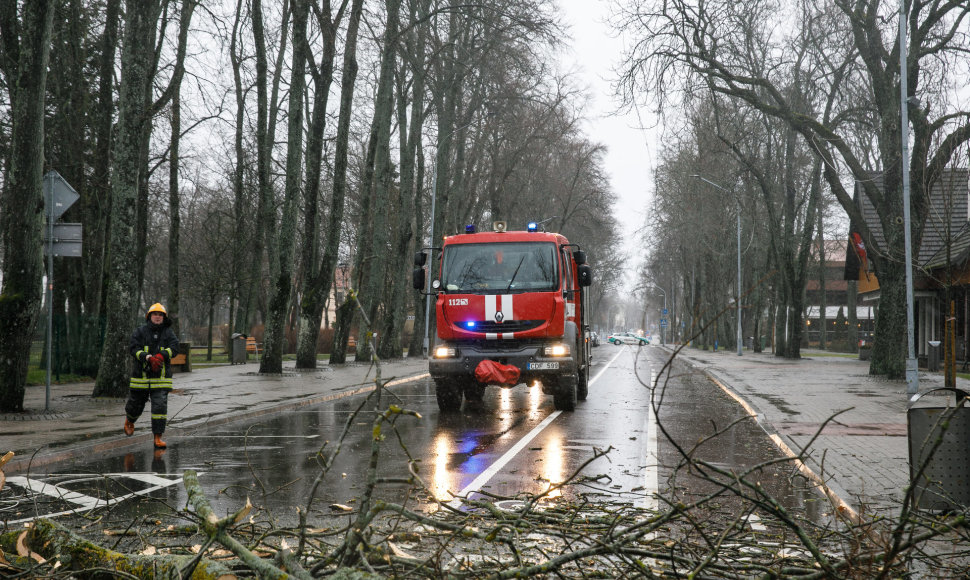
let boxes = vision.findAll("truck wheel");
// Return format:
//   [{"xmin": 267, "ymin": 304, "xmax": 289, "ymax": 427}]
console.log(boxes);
[
  {"xmin": 435, "ymin": 380, "xmax": 463, "ymax": 412},
  {"xmin": 553, "ymin": 374, "xmax": 577, "ymax": 411},
  {"xmin": 463, "ymin": 382, "xmax": 486, "ymax": 403}
]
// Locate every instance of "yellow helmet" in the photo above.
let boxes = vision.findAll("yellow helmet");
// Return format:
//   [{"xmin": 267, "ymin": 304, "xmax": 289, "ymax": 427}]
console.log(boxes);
[{"xmin": 146, "ymin": 303, "xmax": 168, "ymax": 320}]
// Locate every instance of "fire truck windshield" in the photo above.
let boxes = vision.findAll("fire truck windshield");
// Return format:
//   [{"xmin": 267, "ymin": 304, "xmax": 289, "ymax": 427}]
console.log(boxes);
[{"xmin": 442, "ymin": 242, "xmax": 558, "ymax": 292}]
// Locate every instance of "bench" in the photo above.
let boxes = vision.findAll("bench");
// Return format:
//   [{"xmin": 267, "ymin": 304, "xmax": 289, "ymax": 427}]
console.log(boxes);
[
  {"xmin": 170, "ymin": 342, "xmax": 192, "ymax": 372},
  {"xmin": 246, "ymin": 336, "xmax": 260, "ymax": 354}
]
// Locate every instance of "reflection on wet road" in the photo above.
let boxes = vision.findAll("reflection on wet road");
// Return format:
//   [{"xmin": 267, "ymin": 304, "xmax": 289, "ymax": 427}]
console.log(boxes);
[{"xmin": 3, "ymin": 346, "xmax": 825, "ymax": 527}]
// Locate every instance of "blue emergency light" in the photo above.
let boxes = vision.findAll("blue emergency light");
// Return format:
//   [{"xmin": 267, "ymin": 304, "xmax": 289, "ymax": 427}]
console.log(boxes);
[
  {"xmin": 465, "ymin": 224, "xmax": 477, "ymax": 233},
  {"xmin": 527, "ymin": 222, "xmax": 538, "ymax": 232},
  {"xmin": 465, "ymin": 321, "xmax": 477, "ymax": 329}
]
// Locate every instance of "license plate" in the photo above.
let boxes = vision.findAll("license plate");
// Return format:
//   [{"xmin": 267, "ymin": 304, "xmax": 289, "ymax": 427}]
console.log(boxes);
[{"xmin": 528, "ymin": 362, "xmax": 559, "ymax": 370}]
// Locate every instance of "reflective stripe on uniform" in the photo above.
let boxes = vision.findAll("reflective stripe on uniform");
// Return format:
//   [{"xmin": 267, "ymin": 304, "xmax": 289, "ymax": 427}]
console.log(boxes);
[{"xmin": 129, "ymin": 378, "xmax": 172, "ymax": 389}]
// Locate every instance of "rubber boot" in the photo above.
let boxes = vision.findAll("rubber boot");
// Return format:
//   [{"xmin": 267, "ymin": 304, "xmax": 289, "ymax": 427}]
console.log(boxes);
[
  {"xmin": 124, "ymin": 419, "xmax": 135, "ymax": 437},
  {"xmin": 153, "ymin": 434, "xmax": 167, "ymax": 449}
]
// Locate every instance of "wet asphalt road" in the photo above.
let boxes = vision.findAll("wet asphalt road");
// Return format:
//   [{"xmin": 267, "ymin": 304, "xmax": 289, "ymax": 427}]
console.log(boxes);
[{"xmin": 3, "ymin": 345, "xmax": 824, "ymax": 527}]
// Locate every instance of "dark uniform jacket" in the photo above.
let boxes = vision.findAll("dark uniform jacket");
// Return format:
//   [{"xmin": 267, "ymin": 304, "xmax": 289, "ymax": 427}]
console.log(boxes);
[{"xmin": 129, "ymin": 319, "xmax": 179, "ymax": 389}]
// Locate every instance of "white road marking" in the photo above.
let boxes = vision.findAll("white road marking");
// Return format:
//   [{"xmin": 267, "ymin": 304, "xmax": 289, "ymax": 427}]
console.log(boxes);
[
  {"xmin": 639, "ymin": 363, "xmax": 660, "ymax": 510},
  {"xmin": 5, "ymin": 473, "xmax": 185, "ymax": 525},
  {"xmin": 447, "ymin": 347, "xmax": 634, "ymax": 509},
  {"xmin": 746, "ymin": 514, "xmax": 767, "ymax": 531}
]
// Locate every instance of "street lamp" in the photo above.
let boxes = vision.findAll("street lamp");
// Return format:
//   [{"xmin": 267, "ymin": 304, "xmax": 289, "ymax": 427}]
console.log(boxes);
[
  {"xmin": 898, "ymin": 0, "xmax": 918, "ymax": 396},
  {"xmin": 691, "ymin": 174, "xmax": 743, "ymax": 356},
  {"xmin": 423, "ymin": 119, "xmax": 476, "ymax": 355},
  {"xmin": 651, "ymin": 284, "xmax": 667, "ymax": 346}
]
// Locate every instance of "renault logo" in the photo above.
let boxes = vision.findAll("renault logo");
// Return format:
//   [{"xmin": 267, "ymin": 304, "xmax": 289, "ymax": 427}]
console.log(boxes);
[{"xmin": 494, "ymin": 311, "xmax": 505, "ymax": 323}]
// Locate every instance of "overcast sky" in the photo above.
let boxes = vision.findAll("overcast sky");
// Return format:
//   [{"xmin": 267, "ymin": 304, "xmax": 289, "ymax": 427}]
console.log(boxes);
[{"xmin": 558, "ymin": 0, "xmax": 661, "ymax": 281}]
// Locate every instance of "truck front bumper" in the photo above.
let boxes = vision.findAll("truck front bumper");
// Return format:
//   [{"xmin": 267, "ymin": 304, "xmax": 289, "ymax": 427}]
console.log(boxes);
[{"xmin": 429, "ymin": 342, "xmax": 577, "ymax": 386}]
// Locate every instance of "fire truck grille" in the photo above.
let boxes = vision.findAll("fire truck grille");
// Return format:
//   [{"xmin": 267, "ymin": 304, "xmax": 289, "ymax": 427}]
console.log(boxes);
[{"xmin": 457, "ymin": 320, "xmax": 543, "ymax": 333}]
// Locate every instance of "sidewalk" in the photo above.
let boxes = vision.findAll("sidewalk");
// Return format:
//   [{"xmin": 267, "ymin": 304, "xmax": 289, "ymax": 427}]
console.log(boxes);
[
  {"xmin": 664, "ymin": 345, "xmax": 967, "ymax": 519},
  {"xmin": 1, "ymin": 357, "xmax": 429, "ymax": 475}
]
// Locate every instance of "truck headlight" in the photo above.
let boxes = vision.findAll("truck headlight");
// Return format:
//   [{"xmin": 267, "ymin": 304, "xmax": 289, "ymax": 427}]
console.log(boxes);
[
  {"xmin": 544, "ymin": 344, "xmax": 570, "ymax": 356},
  {"xmin": 434, "ymin": 346, "xmax": 457, "ymax": 358}
]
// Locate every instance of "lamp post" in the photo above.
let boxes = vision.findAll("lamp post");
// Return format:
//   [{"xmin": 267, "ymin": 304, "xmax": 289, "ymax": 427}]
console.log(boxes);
[
  {"xmin": 423, "ymin": 119, "xmax": 476, "ymax": 355},
  {"xmin": 652, "ymin": 284, "xmax": 667, "ymax": 346},
  {"xmin": 692, "ymin": 174, "xmax": 743, "ymax": 356},
  {"xmin": 899, "ymin": 0, "xmax": 918, "ymax": 397}
]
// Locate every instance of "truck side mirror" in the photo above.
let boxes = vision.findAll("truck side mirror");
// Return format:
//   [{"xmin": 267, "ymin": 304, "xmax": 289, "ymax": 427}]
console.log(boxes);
[
  {"xmin": 577, "ymin": 265, "xmax": 592, "ymax": 287},
  {"xmin": 412, "ymin": 267, "xmax": 426, "ymax": 290},
  {"xmin": 414, "ymin": 251, "xmax": 427, "ymax": 267},
  {"xmin": 573, "ymin": 250, "xmax": 587, "ymax": 265}
]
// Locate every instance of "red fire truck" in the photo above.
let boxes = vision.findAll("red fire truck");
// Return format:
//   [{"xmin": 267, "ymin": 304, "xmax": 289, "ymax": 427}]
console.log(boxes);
[{"xmin": 413, "ymin": 221, "xmax": 593, "ymax": 411}]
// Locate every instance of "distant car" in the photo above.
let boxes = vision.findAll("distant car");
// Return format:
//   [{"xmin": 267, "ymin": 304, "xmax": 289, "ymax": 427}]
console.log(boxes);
[
  {"xmin": 607, "ymin": 332, "xmax": 649, "ymax": 346},
  {"xmin": 589, "ymin": 332, "xmax": 600, "ymax": 346}
]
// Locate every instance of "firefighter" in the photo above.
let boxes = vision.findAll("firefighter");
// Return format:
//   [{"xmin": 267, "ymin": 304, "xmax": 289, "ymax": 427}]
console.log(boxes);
[{"xmin": 123, "ymin": 303, "xmax": 179, "ymax": 449}]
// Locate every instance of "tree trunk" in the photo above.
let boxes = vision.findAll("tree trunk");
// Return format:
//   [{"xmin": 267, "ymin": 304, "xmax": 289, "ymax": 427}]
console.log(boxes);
[
  {"xmin": 260, "ymin": 0, "xmax": 308, "ymax": 374},
  {"xmin": 329, "ymin": 299, "xmax": 355, "ymax": 364},
  {"xmin": 817, "ymin": 210, "xmax": 827, "ymax": 350},
  {"xmin": 847, "ymin": 279, "xmax": 858, "ymax": 352},
  {"xmin": 869, "ymin": 259, "xmax": 907, "ymax": 379},
  {"xmin": 168, "ymin": 77, "xmax": 182, "ymax": 338},
  {"xmin": 76, "ymin": 0, "xmax": 120, "ymax": 377},
  {"xmin": 0, "ymin": 0, "xmax": 56, "ymax": 412}
]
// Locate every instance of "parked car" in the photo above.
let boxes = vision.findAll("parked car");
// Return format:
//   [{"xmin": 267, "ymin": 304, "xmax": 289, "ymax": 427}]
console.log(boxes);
[
  {"xmin": 589, "ymin": 332, "xmax": 600, "ymax": 346},
  {"xmin": 607, "ymin": 332, "xmax": 649, "ymax": 346}
]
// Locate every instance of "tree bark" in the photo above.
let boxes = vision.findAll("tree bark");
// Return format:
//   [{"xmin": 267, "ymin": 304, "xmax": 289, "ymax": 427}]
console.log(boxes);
[
  {"xmin": 0, "ymin": 0, "xmax": 56, "ymax": 412},
  {"xmin": 260, "ymin": 0, "xmax": 309, "ymax": 373},
  {"xmin": 167, "ymin": 72, "xmax": 182, "ymax": 338}
]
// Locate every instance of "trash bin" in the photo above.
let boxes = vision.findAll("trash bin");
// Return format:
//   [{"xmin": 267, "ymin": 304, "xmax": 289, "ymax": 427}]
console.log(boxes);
[
  {"xmin": 908, "ymin": 388, "xmax": 970, "ymax": 511},
  {"xmin": 230, "ymin": 333, "xmax": 248, "ymax": 364},
  {"xmin": 927, "ymin": 340, "xmax": 941, "ymax": 371}
]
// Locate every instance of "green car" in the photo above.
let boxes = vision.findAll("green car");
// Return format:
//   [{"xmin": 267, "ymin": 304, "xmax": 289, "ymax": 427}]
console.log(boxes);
[{"xmin": 607, "ymin": 332, "xmax": 649, "ymax": 346}]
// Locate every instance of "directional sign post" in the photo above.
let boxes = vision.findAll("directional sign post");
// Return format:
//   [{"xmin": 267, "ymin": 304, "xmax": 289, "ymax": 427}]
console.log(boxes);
[
  {"xmin": 43, "ymin": 223, "xmax": 83, "ymax": 257},
  {"xmin": 43, "ymin": 171, "xmax": 82, "ymax": 412}
]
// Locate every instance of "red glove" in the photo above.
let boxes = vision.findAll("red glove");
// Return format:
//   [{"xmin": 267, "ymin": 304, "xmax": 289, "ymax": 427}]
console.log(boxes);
[{"xmin": 148, "ymin": 354, "xmax": 163, "ymax": 372}]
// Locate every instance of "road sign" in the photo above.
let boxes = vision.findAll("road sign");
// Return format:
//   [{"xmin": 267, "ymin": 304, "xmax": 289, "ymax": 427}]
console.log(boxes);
[
  {"xmin": 660, "ymin": 318, "xmax": 668, "ymax": 328},
  {"xmin": 43, "ymin": 223, "xmax": 83, "ymax": 257},
  {"xmin": 43, "ymin": 171, "xmax": 80, "ymax": 221},
  {"xmin": 662, "ymin": 308, "xmax": 668, "ymax": 316}
]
